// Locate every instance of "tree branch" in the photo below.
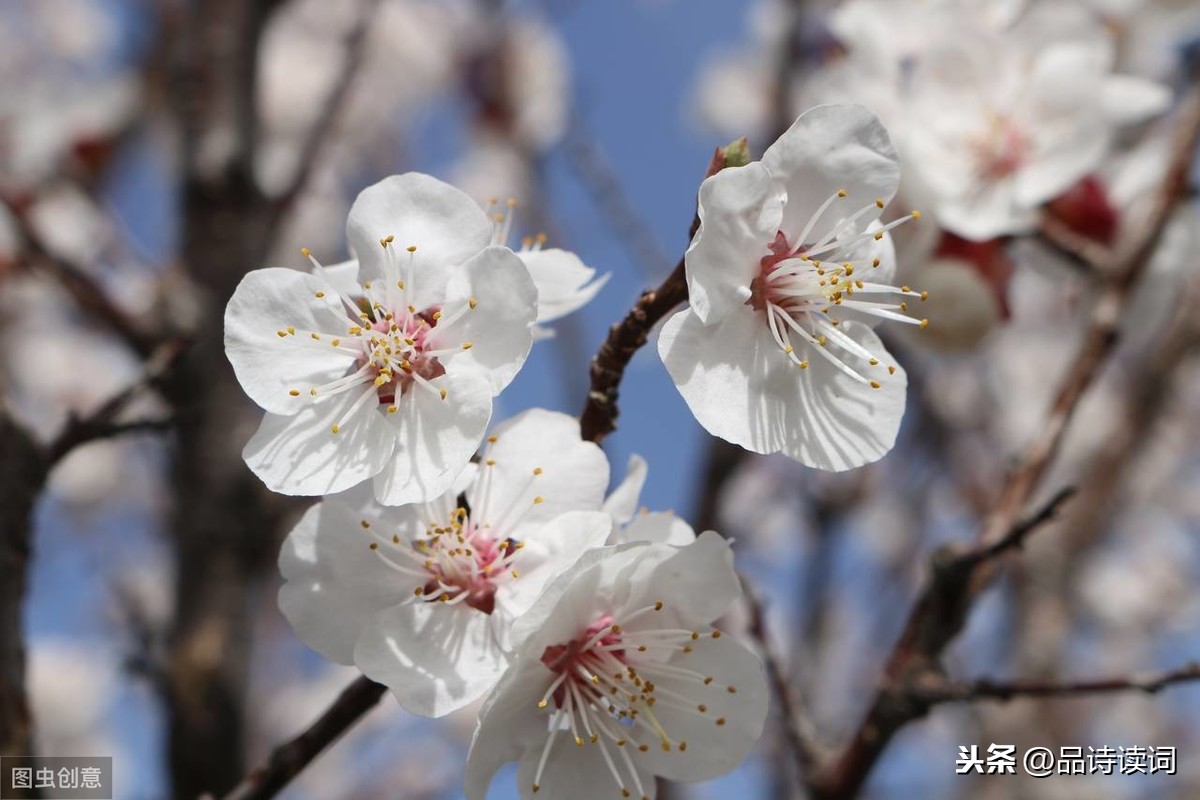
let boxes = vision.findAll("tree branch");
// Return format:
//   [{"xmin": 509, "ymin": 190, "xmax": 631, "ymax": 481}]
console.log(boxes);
[
  {"xmin": 912, "ymin": 662, "xmax": 1200, "ymax": 705},
  {"xmin": 12, "ymin": 209, "xmax": 162, "ymax": 358},
  {"xmin": 220, "ymin": 676, "xmax": 386, "ymax": 800},
  {"xmin": 578, "ymin": 143, "xmax": 740, "ymax": 443},
  {"xmin": 808, "ymin": 85, "xmax": 1200, "ymax": 800},
  {"xmin": 46, "ymin": 338, "xmax": 187, "ymax": 466}
]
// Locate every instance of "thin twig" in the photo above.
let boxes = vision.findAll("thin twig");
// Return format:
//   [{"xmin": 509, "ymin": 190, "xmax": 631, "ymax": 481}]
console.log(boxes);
[
  {"xmin": 578, "ymin": 144, "xmax": 737, "ymax": 443},
  {"xmin": 12, "ymin": 210, "xmax": 161, "ymax": 358},
  {"xmin": 262, "ymin": 0, "xmax": 381, "ymax": 245},
  {"xmin": 46, "ymin": 338, "xmax": 187, "ymax": 466},
  {"xmin": 808, "ymin": 85, "xmax": 1200, "ymax": 800},
  {"xmin": 912, "ymin": 662, "xmax": 1200, "ymax": 705},
  {"xmin": 220, "ymin": 677, "xmax": 386, "ymax": 800}
]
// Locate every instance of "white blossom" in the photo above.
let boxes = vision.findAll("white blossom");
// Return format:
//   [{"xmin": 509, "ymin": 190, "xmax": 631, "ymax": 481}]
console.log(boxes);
[
  {"xmin": 226, "ymin": 172, "xmax": 537, "ymax": 505},
  {"xmin": 465, "ymin": 533, "xmax": 768, "ymax": 800},
  {"xmin": 278, "ymin": 408, "xmax": 613, "ymax": 716},
  {"xmin": 659, "ymin": 104, "xmax": 922, "ymax": 471}
]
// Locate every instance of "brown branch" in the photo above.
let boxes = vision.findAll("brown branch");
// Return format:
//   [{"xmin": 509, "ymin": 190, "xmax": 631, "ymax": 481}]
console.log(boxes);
[
  {"xmin": 578, "ymin": 142, "xmax": 745, "ymax": 444},
  {"xmin": 261, "ymin": 0, "xmax": 381, "ymax": 245},
  {"xmin": 46, "ymin": 338, "xmax": 187, "ymax": 466},
  {"xmin": 742, "ymin": 578, "xmax": 824, "ymax": 777},
  {"xmin": 0, "ymin": 408, "xmax": 48, "ymax": 796},
  {"xmin": 220, "ymin": 676, "xmax": 386, "ymax": 800},
  {"xmin": 913, "ymin": 662, "xmax": 1200, "ymax": 705},
  {"xmin": 1034, "ymin": 214, "xmax": 1109, "ymax": 276},
  {"xmin": 12, "ymin": 209, "xmax": 161, "ymax": 358},
  {"xmin": 808, "ymin": 86, "xmax": 1200, "ymax": 800}
]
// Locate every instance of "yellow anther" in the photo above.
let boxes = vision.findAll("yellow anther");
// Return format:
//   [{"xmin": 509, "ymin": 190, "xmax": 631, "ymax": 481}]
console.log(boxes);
[
  {"xmin": 870, "ymin": 380, "xmax": 881, "ymax": 389},
  {"xmin": 872, "ymin": 258, "xmax": 881, "ymax": 267},
  {"xmin": 369, "ymin": 542, "xmax": 378, "ymax": 551},
  {"xmin": 432, "ymin": 311, "xmax": 442, "ymax": 320},
  {"xmin": 919, "ymin": 319, "xmax": 929, "ymax": 329},
  {"xmin": 310, "ymin": 388, "xmax": 318, "ymax": 396},
  {"xmin": 488, "ymin": 435, "xmax": 498, "ymax": 444},
  {"xmin": 331, "ymin": 424, "xmax": 340, "ymax": 434},
  {"xmin": 300, "ymin": 247, "xmax": 311, "ymax": 257},
  {"xmin": 837, "ymin": 188, "xmax": 847, "ymax": 198},
  {"xmin": 311, "ymin": 332, "xmax": 320, "ymax": 340},
  {"xmin": 911, "ymin": 210, "xmax": 921, "ymax": 220},
  {"xmin": 350, "ymin": 326, "xmax": 362, "ymax": 335},
  {"xmin": 875, "ymin": 198, "xmax": 884, "ymax": 208},
  {"xmin": 360, "ymin": 519, "xmax": 371, "ymax": 529},
  {"xmin": 716, "ymin": 718, "xmax": 726, "ymax": 726},
  {"xmin": 331, "ymin": 338, "xmax": 340, "ymax": 347},
  {"xmin": 406, "ymin": 245, "xmax": 417, "ymax": 253},
  {"xmin": 537, "ymin": 699, "xmax": 548, "ymax": 709},
  {"xmin": 888, "ymin": 365, "xmax": 897, "ymax": 375},
  {"xmin": 920, "ymin": 291, "xmax": 929, "ymax": 301},
  {"xmin": 533, "ymin": 496, "xmax": 545, "ymax": 505},
  {"xmin": 533, "ymin": 467, "xmax": 543, "ymax": 475},
  {"xmin": 315, "ymin": 291, "xmax": 325, "ymax": 299},
  {"xmin": 462, "ymin": 342, "xmax": 473, "ymax": 350},
  {"xmin": 439, "ymin": 388, "xmax": 448, "ymax": 400},
  {"xmin": 468, "ymin": 297, "xmax": 478, "ymax": 310},
  {"xmin": 397, "ymin": 280, "xmax": 405, "ymax": 290},
  {"xmin": 486, "ymin": 458, "xmax": 496, "ymax": 466},
  {"xmin": 799, "ymin": 360, "xmax": 809, "ymax": 369},
  {"xmin": 874, "ymin": 231, "xmax": 884, "ymax": 240},
  {"xmin": 289, "ymin": 389, "xmax": 300, "ymax": 397}
]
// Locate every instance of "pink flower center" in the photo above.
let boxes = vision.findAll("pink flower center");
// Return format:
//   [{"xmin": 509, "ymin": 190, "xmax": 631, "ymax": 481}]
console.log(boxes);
[
  {"xmin": 365, "ymin": 507, "xmax": 522, "ymax": 616},
  {"xmin": 526, "ymin": 602, "xmax": 739, "ymax": 799}
]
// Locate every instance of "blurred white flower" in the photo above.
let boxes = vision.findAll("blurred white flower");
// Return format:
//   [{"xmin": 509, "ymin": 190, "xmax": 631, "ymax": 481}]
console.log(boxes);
[{"xmin": 660, "ymin": 105, "xmax": 922, "ymax": 471}]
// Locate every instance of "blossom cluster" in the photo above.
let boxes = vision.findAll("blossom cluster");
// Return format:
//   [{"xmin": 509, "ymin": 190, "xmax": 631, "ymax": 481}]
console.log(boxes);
[{"xmin": 224, "ymin": 167, "xmax": 799, "ymax": 797}]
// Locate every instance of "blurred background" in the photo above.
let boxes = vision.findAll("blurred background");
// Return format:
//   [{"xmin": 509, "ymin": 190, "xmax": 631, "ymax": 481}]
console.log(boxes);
[{"xmin": 2, "ymin": 0, "xmax": 1200, "ymax": 798}]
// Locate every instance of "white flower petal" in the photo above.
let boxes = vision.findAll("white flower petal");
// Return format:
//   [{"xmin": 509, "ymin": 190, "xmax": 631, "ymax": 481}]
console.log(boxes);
[
  {"xmin": 659, "ymin": 308, "xmax": 906, "ymax": 471},
  {"xmin": 517, "ymin": 248, "xmax": 610, "ymax": 323},
  {"xmin": 630, "ymin": 634, "xmax": 769, "ymax": 783},
  {"xmin": 497, "ymin": 510, "xmax": 615, "ymax": 628},
  {"xmin": 619, "ymin": 511, "xmax": 696, "ymax": 546},
  {"xmin": 278, "ymin": 498, "xmax": 424, "ymax": 663},
  {"xmin": 686, "ymin": 162, "xmax": 783, "ymax": 324},
  {"xmin": 224, "ymin": 267, "xmax": 359, "ymax": 415},
  {"xmin": 467, "ymin": 409, "xmax": 609, "ymax": 531},
  {"xmin": 242, "ymin": 395, "xmax": 395, "ymax": 496},
  {"xmin": 602, "ymin": 453, "xmax": 648, "ymax": 525},
  {"xmin": 439, "ymin": 246, "xmax": 537, "ymax": 393},
  {"xmin": 465, "ymin": 661, "xmax": 560, "ymax": 800},
  {"xmin": 314, "ymin": 258, "xmax": 361, "ymax": 298},
  {"xmin": 515, "ymin": 731, "xmax": 657, "ymax": 800},
  {"xmin": 345, "ymin": 173, "xmax": 491, "ymax": 301},
  {"xmin": 372, "ymin": 371, "xmax": 493, "ymax": 506},
  {"xmin": 762, "ymin": 105, "xmax": 900, "ymax": 245},
  {"xmin": 353, "ymin": 602, "xmax": 508, "ymax": 717},
  {"xmin": 618, "ymin": 532, "xmax": 739, "ymax": 628},
  {"xmin": 1101, "ymin": 75, "xmax": 1172, "ymax": 128}
]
